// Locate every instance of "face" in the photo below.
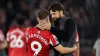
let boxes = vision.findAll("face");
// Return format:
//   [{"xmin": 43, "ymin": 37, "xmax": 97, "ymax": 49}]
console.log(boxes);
[{"xmin": 50, "ymin": 10, "xmax": 60, "ymax": 20}]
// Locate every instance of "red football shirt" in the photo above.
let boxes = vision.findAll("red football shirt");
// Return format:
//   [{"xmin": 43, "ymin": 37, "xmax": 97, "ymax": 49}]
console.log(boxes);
[
  {"xmin": 26, "ymin": 27, "xmax": 59, "ymax": 56},
  {"xmin": 7, "ymin": 26, "xmax": 27, "ymax": 56}
]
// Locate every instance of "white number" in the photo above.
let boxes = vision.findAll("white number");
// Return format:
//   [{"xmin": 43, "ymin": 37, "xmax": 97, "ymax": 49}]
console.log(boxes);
[
  {"xmin": 31, "ymin": 41, "xmax": 42, "ymax": 56},
  {"xmin": 10, "ymin": 35, "xmax": 16, "ymax": 48},
  {"xmin": 10, "ymin": 34, "xmax": 24, "ymax": 48}
]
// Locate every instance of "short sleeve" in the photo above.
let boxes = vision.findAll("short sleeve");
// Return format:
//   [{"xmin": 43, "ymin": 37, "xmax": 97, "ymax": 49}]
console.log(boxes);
[{"xmin": 49, "ymin": 34, "xmax": 60, "ymax": 47}]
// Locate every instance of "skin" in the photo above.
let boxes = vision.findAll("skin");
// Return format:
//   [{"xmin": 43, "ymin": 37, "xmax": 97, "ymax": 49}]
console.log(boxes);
[{"xmin": 0, "ymin": 40, "xmax": 7, "ymax": 50}]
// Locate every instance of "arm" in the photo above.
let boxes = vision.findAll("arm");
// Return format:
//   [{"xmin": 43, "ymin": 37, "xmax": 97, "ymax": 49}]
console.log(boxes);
[
  {"xmin": 50, "ymin": 34, "xmax": 77, "ymax": 54},
  {"xmin": 54, "ymin": 44, "xmax": 77, "ymax": 54}
]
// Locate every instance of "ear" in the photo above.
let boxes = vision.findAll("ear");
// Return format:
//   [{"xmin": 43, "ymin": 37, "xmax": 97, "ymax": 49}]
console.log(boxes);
[
  {"xmin": 37, "ymin": 16, "xmax": 40, "ymax": 22},
  {"xmin": 47, "ymin": 17, "xmax": 51, "ymax": 25},
  {"xmin": 60, "ymin": 10, "xmax": 64, "ymax": 17}
]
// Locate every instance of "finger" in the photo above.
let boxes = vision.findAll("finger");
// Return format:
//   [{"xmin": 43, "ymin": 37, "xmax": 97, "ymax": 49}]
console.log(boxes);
[
  {"xmin": 37, "ymin": 24, "xmax": 45, "ymax": 30},
  {"xmin": 40, "ymin": 28, "xmax": 44, "ymax": 30},
  {"xmin": 37, "ymin": 24, "xmax": 44, "ymax": 27},
  {"xmin": 39, "ymin": 22, "xmax": 45, "ymax": 24}
]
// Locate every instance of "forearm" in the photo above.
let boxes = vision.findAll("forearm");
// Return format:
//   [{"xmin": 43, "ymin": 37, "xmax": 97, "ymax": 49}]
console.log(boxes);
[
  {"xmin": 62, "ymin": 47, "xmax": 76, "ymax": 54},
  {"xmin": 54, "ymin": 44, "xmax": 76, "ymax": 54}
]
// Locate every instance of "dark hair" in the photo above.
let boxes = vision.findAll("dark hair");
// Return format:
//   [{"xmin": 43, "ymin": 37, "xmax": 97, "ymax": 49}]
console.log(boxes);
[
  {"xmin": 37, "ymin": 10, "xmax": 49, "ymax": 20},
  {"xmin": 48, "ymin": 4, "xmax": 64, "ymax": 12},
  {"xmin": 16, "ymin": 16, "xmax": 26, "ymax": 25}
]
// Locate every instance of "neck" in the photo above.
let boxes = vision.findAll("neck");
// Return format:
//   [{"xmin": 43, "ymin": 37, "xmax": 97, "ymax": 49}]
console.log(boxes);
[{"xmin": 36, "ymin": 24, "xmax": 43, "ymax": 30}]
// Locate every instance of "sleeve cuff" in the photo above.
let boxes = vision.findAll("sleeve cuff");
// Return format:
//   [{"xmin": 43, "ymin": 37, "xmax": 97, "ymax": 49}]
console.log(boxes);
[{"xmin": 53, "ymin": 43, "xmax": 60, "ymax": 47}]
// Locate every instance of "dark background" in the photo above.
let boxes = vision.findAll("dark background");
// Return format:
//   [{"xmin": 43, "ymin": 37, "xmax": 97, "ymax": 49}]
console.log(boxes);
[{"xmin": 0, "ymin": 0, "xmax": 100, "ymax": 56}]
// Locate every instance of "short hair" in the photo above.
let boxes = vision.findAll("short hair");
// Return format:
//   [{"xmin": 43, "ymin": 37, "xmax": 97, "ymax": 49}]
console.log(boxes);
[
  {"xmin": 48, "ymin": 4, "xmax": 64, "ymax": 12},
  {"xmin": 16, "ymin": 16, "xmax": 26, "ymax": 25},
  {"xmin": 37, "ymin": 10, "xmax": 49, "ymax": 20}
]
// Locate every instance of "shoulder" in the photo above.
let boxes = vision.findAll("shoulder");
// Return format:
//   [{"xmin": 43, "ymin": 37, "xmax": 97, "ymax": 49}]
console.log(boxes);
[
  {"xmin": 93, "ymin": 38, "xmax": 100, "ymax": 47},
  {"xmin": 7, "ymin": 27, "xmax": 17, "ymax": 36},
  {"xmin": 23, "ymin": 28, "xmax": 26, "ymax": 31},
  {"xmin": 7, "ymin": 27, "xmax": 17, "ymax": 32},
  {"xmin": 64, "ymin": 18, "xmax": 77, "ymax": 28},
  {"xmin": 65, "ymin": 18, "xmax": 75, "ymax": 24},
  {"xmin": 17, "ymin": 27, "xmax": 26, "ymax": 32},
  {"xmin": 93, "ymin": 38, "xmax": 100, "ymax": 48},
  {"xmin": 26, "ymin": 27, "xmax": 38, "ymax": 34},
  {"xmin": 43, "ymin": 30, "xmax": 54, "ymax": 38},
  {"xmin": 96, "ymin": 38, "xmax": 100, "ymax": 43},
  {"xmin": 45, "ymin": 30, "xmax": 52, "ymax": 35},
  {"xmin": 26, "ymin": 27, "xmax": 36, "ymax": 31},
  {"xmin": 47, "ymin": 31, "xmax": 57, "ymax": 39}
]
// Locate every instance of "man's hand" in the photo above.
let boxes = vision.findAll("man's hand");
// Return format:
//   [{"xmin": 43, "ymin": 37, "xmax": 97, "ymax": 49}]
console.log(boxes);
[
  {"xmin": 36, "ymin": 21, "xmax": 51, "ymax": 30},
  {"xmin": 73, "ymin": 44, "xmax": 78, "ymax": 52}
]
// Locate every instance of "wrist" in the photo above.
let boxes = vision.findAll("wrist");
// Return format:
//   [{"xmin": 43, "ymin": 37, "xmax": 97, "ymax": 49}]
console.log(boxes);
[{"xmin": 73, "ymin": 47, "xmax": 77, "ymax": 52}]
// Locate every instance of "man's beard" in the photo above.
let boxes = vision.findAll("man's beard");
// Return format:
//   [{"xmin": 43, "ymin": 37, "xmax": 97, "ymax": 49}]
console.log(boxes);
[{"xmin": 53, "ymin": 17, "xmax": 61, "ymax": 21}]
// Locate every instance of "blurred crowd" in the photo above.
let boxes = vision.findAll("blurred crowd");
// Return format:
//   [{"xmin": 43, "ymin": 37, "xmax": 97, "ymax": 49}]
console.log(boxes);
[{"xmin": 0, "ymin": 0, "xmax": 100, "ymax": 56}]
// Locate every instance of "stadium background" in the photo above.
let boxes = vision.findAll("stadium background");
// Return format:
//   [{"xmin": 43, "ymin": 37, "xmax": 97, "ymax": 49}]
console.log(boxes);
[{"xmin": 0, "ymin": 0, "xmax": 100, "ymax": 56}]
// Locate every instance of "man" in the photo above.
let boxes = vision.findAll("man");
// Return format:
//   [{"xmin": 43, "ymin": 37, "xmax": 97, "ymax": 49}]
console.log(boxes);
[
  {"xmin": 37, "ymin": 4, "xmax": 80, "ymax": 56},
  {"xmin": 26, "ymin": 10, "xmax": 77, "ymax": 56},
  {"xmin": 6, "ymin": 16, "xmax": 27, "ymax": 56},
  {"xmin": 0, "ymin": 30, "xmax": 7, "ymax": 56}
]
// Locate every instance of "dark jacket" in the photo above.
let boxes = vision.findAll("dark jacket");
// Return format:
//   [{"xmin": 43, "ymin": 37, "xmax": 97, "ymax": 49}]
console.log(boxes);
[{"xmin": 50, "ymin": 13, "xmax": 77, "ymax": 56}]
